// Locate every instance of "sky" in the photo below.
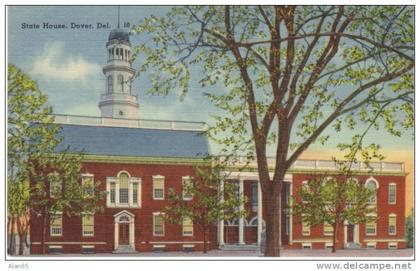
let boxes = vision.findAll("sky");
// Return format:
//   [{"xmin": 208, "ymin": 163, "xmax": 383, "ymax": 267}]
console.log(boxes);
[{"xmin": 7, "ymin": 6, "xmax": 414, "ymax": 205}]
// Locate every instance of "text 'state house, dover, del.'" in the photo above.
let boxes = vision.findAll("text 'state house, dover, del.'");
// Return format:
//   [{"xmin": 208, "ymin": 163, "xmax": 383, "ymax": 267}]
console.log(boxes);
[{"xmin": 29, "ymin": 26, "xmax": 408, "ymax": 254}]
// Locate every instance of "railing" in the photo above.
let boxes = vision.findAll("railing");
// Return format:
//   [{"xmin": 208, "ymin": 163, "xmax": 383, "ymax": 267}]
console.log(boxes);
[
  {"xmin": 100, "ymin": 93, "xmax": 138, "ymax": 103},
  {"xmin": 52, "ymin": 114, "xmax": 207, "ymax": 131},
  {"xmin": 218, "ymin": 156, "xmax": 405, "ymax": 173}
]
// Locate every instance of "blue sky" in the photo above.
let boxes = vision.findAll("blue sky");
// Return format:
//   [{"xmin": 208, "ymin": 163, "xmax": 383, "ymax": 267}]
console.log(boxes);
[{"xmin": 7, "ymin": 6, "xmax": 413, "ymax": 156}]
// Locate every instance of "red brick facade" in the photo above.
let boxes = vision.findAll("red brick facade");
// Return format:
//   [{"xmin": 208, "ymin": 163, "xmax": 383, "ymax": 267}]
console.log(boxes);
[
  {"xmin": 30, "ymin": 161, "xmax": 218, "ymax": 254},
  {"xmin": 30, "ymin": 161, "xmax": 407, "ymax": 254},
  {"xmin": 286, "ymin": 174, "xmax": 406, "ymax": 249}
]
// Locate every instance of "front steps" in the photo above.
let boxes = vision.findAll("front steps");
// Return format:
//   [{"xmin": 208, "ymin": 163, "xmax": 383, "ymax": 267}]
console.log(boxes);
[
  {"xmin": 112, "ymin": 245, "xmax": 138, "ymax": 254},
  {"xmin": 219, "ymin": 244, "xmax": 259, "ymax": 251}
]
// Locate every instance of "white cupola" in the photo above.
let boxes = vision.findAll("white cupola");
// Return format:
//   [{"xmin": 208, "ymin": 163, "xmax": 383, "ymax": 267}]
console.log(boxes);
[{"xmin": 99, "ymin": 27, "xmax": 139, "ymax": 119}]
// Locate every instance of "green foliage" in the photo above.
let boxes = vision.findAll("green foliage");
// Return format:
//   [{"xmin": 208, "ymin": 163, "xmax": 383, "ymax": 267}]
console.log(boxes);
[
  {"xmin": 133, "ymin": 6, "xmax": 414, "ymax": 256},
  {"xmin": 405, "ymin": 209, "xmax": 414, "ymax": 248},
  {"xmin": 164, "ymin": 160, "xmax": 246, "ymax": 252},
  {"xmin": 7, "ymin": 64, "xmax": 104, "ymax": 254}
]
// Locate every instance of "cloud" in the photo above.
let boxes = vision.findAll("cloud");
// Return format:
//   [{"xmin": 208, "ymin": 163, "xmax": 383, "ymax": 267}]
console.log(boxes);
[{"xmin": 31, "ymin": 41, "xmax": 100, "ymax": 81}]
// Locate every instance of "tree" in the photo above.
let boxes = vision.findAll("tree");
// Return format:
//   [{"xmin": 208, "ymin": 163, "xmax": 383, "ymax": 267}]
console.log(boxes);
[
  {"xmin": 7, "ymin": 64, "xmax": 104, "ymax": 255},
  {"xmin": 405, "ymin": 208, "xmax": 413, "ymax": 248},
  {"xmin": 164, "ymin": 162, "xmax": 246, "ymax": 253},
  {"xmin": 291, "ymin": 165, "xmax": 376, "ymax": 253},
  {"xmin": 133, "ymin": 6, "xmax": 414, "ymax": 256},
  {"xmin": 8, "ymin": 63, "xmax": 60, "ymax": 255}
]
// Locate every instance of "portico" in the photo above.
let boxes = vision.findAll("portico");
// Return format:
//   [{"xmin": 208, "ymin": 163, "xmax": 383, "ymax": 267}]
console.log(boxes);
[{"xmin": 217, "ymin": 171, "xmax": 292, "ymax": 248}]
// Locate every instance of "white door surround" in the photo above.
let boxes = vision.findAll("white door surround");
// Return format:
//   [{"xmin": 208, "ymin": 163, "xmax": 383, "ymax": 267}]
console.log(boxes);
[{"xmin": 114, "ymin": 210, "xmax": 136, "ymax": 251}]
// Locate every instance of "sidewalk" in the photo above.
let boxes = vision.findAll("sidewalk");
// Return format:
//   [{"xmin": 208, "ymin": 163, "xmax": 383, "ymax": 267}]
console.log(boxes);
[{"xmin": 20, "ymin": 248, "xmax": 414, "ymax": 258}]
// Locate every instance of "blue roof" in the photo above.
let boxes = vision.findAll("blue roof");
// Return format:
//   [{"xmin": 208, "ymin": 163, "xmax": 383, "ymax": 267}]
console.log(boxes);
[{"xmin": 56, "ymin": 124, "xmax": 209, "ymax": 159}]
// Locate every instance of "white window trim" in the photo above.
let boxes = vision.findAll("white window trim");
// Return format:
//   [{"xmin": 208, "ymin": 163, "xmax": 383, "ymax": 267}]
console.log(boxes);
[
  {"xmin": 388, "ymin": 242, "xmax": 398, "ymax": 249},
  {"xmin": 366, "ymin": 242, "xmax": 376, "ymax": 249},
  {"xmin": 302, "ymin": 216, "xmax": 311, "ymax": 237},
  {"xmin": 82, "ymin": 213, "xmax": 94, "ymax": 237},
  {"xmin": 153, "ymin": 175, "xmax": 165, "ymax": 200},
  {"xmin": 106, "ymin": 175, "xmax": 142, "ymax": 208},
  {"xmin": 49, "ymin": 172, "xmax": 61, "ymax": 198},
  {"xmin": 50, "ymin": 212, "xmax": 63, "ymax": 237},
  {"xmin": 153, "ymin": 212, "xmax": 165, "ymax": 236},
  {"xmin": 81, "ymin": 173, "xmax": 94, "ymax": 197},
  {"xmin": 325, "ymin": 242, "xmax": 333, "ymax": 249},
  {"xmin": 388, "ymin": 213, "xmax": 397, "ymax": 236},
  {"xmin": 182, "ymin": 217, "xmax": 193, "ymax": 237},
  {"xmin": 323, "ymin": 222, "xmax": 334, "ymax": 236},
  {"xmin": 182, "ymin": 176, "xmax": 193, "ymax": 201},
  {"xmin": 365, "ymin": 214, "xmax": 377, "ymax": 236},
  {"xmin": 388, "ymin": 183, "xmax": 397, "ymax": 205},
  {"xmin": 302, "ymin": 243, "xmax": 312, "ymax": 249},
  {"xmin": 365, "ymin": 177, "xmax": 379, "ymax": 204},
  {"xmin": 301, "ymin": 181, "xmax": 309, "ymax": 203}
]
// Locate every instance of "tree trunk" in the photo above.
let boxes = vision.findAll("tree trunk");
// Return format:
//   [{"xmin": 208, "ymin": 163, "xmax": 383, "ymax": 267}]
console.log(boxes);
[
  {"xmin": 331, "ymin": 223, "xmax": 337, "ymax": 253},
  {"xmin": 202, "ymin": 227, "xmax": 208, "ymax": 253},
  {"xmin": 263, "ymin": 191, "xmax": 281, "ymax": 256},
  {"xmin": 41, "ymin": 210, "xmax": 48, "ymax": 255},
  {"xmin": 17, "ymin": 218, "xmax": 28, "ymax": 255},
  {"xmin": 8, "ymin": 216, "xmax": 16, "ymax": 255}
]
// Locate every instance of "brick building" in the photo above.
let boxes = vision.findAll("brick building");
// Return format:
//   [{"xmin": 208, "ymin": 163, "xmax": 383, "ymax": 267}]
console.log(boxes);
[{"xmin": 29, "ymin": 27, "xmax": 407, "ymax": 254}]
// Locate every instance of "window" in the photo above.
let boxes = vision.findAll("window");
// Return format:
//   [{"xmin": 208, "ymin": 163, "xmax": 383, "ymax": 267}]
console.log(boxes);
[
  {"xmin": 107, "ymin": 76, "xmax": 113, "ymax": 93},
  {"xmin": 366, "ymin": 242, "xmax": 376, "ymax": 249},
  {"xmin": 302, "ymin": 216, "xmax": 310, "ymax": 236},
  {"xmin": 324, "ymin": 222, "xmax": 334, "ymax": 236},
  {"xmin": 182, "ymin": 217, "xmax": 193, "ymax": 236},
  {"xmin": 82, "ymin": 175, "xmax": 94, "ymax": 197},
  {"xmin": 153, "ymin": 213, "xmax": 165, "ymax": 236},
  {"xmin": 302, "ymin": 181, "xmax": 309, "ymax": 203},
  {"xmin": 153, "ymin": 176, "xmax": 165, "ymax": 200},
  {"xmin": 388, "ymin": 242, "xmax": 398, "ymax": 249},
  {"xmin": 118, "ymin": 75, "xmax": 124, "ymax": 92},
  {"xmin": 365, "ymin": 216, "xmax": 377, "ymax": 235},
  {"xmin": 119, "ymin": 173, "xmax": 129, "ymax": 204},
  {"xmin": 388, "ymin": 214, "xmax": 397, "ymax": 235},
  {"xmin": 388, "ymin": 183, "xmax": 396, "ymax": 204},
  {"xmin": 107, "ymin": 173, "xmax": 141, "ymax": 207},
  {"xmin": 50, "ymin": 213, "xmax": 62, "ymax": 236},
  {"xmin": 49, "ymin": 174, "xmax": 61, "ymax": 198},
  {"xmin": 182, "ymin": 176, "xmax": 193, "ymax": 200},
  {"xmin": 302, "ymin": 243, "xmax": 312, "ymax": 249},
  {"xmin": 251, "ymin": 182, "xmax": 258, "ymax": 212},
  {"xmin": 366, "ymin": 179, "xmax": 378, "ymax": 204},
  {"xmin": 133, "ymin": 183, "xmax": 138, "ymax": 205},
  {"xmin": 110, "ymin": 182, "xmax": 116, "ymax": 204},
  {"xmin": 48, "ymin": 245, "xmax": 62, "ymax": 254},
  {"xmin": 82, "ymin": 214, "xmax": 94, "ymax": 237}
]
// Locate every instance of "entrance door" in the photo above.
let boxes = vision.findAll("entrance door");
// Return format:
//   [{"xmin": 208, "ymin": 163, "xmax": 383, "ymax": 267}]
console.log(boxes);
[
  {"xmin": 347, "ymin": 224, "xmax": 354, "ymax": 243},
  {"xmin": 119, "ymin": 224, "xmax": 130, "ymax": 245}
]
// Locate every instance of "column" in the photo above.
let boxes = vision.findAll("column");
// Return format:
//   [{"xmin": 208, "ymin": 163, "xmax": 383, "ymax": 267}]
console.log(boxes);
[
  {"xmin": 114, "ymin": 221, "xmax": 119, "ymax": 250},
  {"xmin": 238, "ymin": 178, "xmax": 245, "ymax": 245},
  {"xmin": 218, "ymin": 179, "xmax": 225, "ymax": 246},
  {"xmin": 257, "ymin": 180, "xmax": 263, "ymax": 245},
  {"xmin": 130, "ymin": 219, "xmax": 135, "ymax": 250}
]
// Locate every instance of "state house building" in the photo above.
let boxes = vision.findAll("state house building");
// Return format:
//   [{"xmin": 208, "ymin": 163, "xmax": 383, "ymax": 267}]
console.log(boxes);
[{"xmin": 29, "ymin": 27, "xmax": 407, "ymax": 254}]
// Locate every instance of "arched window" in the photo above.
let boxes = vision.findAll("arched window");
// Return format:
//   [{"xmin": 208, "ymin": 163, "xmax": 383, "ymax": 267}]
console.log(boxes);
[
  {"xmin": 119, "ymin": 172, "xmax": 129, "ymax": 204},
  {"xmin": 366, "ymin": 179, "xmax": 378, "ymax": 204},
  {"xmin": 107, "ymin": 75, "xmax": 113, "ymax": 93},
  {"xmin": 118, "ymin": 215, "xmax": 130, "ymax": 223},
  {"xmin": 118, "ymin": 75, "xmax": 124, "ymax": 92},
  {"xmin": 107, "ymin": 171, "xmax": 141, "ymax": 207}
]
